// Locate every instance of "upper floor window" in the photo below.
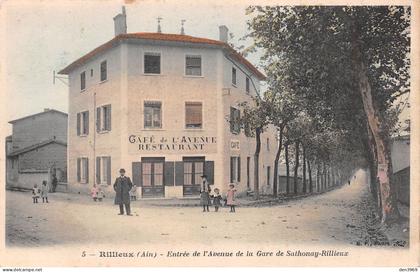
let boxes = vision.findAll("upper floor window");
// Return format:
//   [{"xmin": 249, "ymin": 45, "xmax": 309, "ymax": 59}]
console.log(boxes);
[
  {"xmin": 185, "ymin": 55, "xmax": 202, "ymax": 76},
  {"xmin": 230, "ymin": 107, "xmax": 240, "ymax": 134},
  {"xmin": 144, "ymin": 101, "xmax": 162, "ymax": 129},
  {"xmin": 77, "ymin": 111, "xmax": 89, "ymax": 136},
  {"xmin": 232, "ymin": 67, "xmax": 237, "ymax": 86},
  {"xmin": 246, "ymin": 77, "xmax": 250, "ymax": 93},
  {"xmin": 97, "ymin": 104, "xmax": 112, "ymax": 132},
  {"xmin": 267, "ymin": 138, "xmax": 270, "ymax": 151},
  {"xmin": 100, "ymin": 61, "xmax": 107, "ymax": 81},
  {"xmin": 80, "ymin": 71, "xmax": 86, "ymax": 90},
  {"xmin": 185, "ymin": 102, "xmax": 202, "ymax": 129},
  {"xmin": 144, "ymin": 52, "xmax": 161, "ymax": 74}
]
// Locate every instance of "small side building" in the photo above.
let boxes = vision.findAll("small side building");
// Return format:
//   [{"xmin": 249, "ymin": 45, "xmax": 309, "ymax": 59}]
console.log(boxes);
[
  {"xmin": 391, "ymin": 134, "xmax": 410, "ymax": 206},
  {"xmin": 5, "ymin": 109, "xmax": 68, "ymax": 191}
]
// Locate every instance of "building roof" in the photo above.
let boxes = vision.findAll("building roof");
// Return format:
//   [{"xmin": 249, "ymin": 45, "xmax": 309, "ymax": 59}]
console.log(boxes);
[
  {"xmin": 58, "ymin": 32, "xmax": 266, "ymax": 80},
  {"xmin": 7, "ymin": 139, "xmax": 67, "ymax": 157},
  {"xmin": 8, "ymin": 109, "xmax": 68, "ymax": 124}
]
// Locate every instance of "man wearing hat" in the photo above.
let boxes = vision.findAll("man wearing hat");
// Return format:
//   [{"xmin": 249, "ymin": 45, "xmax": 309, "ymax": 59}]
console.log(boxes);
[{"xmin": 113, "ymin": 168, "xmax": 133, "ymax": 216}]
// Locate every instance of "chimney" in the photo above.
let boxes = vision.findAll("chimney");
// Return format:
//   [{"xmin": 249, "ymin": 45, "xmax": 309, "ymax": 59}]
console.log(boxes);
[
  {"xmin": 113, "ymin": 6, "xmax": 127, "ymax": 36},
  {"xmin": 44, "ymin": 108, "xmax": 50, "ymax": 112},
  {"xmin": 219, "ymin": 25, "xmax": 229, "ymax": 43}
]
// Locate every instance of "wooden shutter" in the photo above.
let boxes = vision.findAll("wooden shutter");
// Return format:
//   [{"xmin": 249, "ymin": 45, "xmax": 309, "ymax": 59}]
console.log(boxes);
[
  {"xmin": 164, "ymin": 161, "xmax": 175, "ymax": 186},
  {"xmin": 230, "ymin": 107, "xmax": 235, "ymax": 132},
  {"xmin": 96, "ymin": 107, "xmax": 101, "ymax": 132},
  {"xmin": 77, "ymin": 158, "xmax": 81, "ymax": 182},
  {"xmin": 85, "ymin": 111, "xmax": 89, "ymax": 135},
  {"xmin": 175, "ymin": 161, "xmax": 184, "ymax": 186},
  {"xmin": 238, "ymin": 156, "xmax": 241, "ymax": 182},
  {"xmin": 230, "ymin": 157, "xmax": 234, "ymax": 183},
  {"xmin": 76, "ymin": 113, "xmax": 81, "ymax": 136},
  {"xmin": 106, "ymin": 157, "xmax": 111, "ymax": 185},
  {"xmin": 132, "ymin": 162, "xmax": 142, "ymax": 186},
  {"xmin": 204, "ymin": 161, "xmax": 214, "ymax": 185},
  {"xmin": 185, "ymin": 102, "xmax": 202, "ymax": 128},
  {"xmin": 86, "ymin": 158, "xmax": 89, "ymax": 183},
  {"xmin": 107, "ymin": 105, "xmax": 111, "ymax": 131},
  {"xmin": 96, "ymin": 157, "xmax": 101, "ymax": 184}
]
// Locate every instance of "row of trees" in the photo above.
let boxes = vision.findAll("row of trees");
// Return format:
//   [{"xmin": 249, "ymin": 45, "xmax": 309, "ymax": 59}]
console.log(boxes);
[{"xmin": 235, "ymin": 6, "xmax": 410, "ymax": 225}]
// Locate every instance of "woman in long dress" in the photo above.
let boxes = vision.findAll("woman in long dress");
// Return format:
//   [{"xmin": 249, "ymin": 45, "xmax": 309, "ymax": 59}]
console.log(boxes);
[{"xmin": 200, "ymin": 175, "xmax": 211, "ymax": 212}]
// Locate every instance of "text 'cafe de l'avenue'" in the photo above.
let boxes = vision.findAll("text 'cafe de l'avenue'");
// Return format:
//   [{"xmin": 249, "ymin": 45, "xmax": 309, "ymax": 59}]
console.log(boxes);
[{"xmin": 59, "ymin": 7, "xmax": 277, "ymax": 199}]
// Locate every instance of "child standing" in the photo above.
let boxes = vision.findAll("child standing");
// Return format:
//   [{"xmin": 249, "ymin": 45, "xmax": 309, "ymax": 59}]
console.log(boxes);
[
  {"xmin": 130, "ymin": 184, "xmax": 137, "ymax": 201},
  {"xmin": 226, "ymin": 183, "xmax": 237, "ymax": 213},
  {"xmin": 91, "ymin": 185, "xmax": 98, "ymax": 201},
  {"xmin": 41, "ymin": 180, "xmax": 49, "ymax": 203},
  {"xmin": 97, "ymin": 188, "xmax": 105, "ymax": 202},
  {"xmin": 212, "ymin": 188, "xmax": 222, "ymax": 212},
  {"xmin": 32, "ymin": 184, "xmax": 40, "ymax": 203}
]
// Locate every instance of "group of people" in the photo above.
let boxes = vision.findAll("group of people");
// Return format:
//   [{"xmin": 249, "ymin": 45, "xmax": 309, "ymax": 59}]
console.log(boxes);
[
  {"xmin": 31, "ymin": 180, "xmax": 50, "ymax": 203},
  {"xmin": 199, "ymin": 175, "xmax": 237, "ymax": 213}
]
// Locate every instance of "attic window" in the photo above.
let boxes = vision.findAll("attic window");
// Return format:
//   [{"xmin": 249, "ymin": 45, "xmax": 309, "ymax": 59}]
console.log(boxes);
[{"xmin": 100, "ymin": 61, "xmax": 107, "ymax": 81}]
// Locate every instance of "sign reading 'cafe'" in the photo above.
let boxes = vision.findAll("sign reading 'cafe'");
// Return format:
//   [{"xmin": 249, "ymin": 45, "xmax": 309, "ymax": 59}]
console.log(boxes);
[{"xmin": 128, "ymin": 135, "xmax": 217, "ymax": 153}]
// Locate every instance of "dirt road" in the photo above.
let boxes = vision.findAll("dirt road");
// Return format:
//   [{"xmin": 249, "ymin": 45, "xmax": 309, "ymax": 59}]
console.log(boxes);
[{"xmin": 5, "ymin": 170, "xmax": 390, "ymax": 247}]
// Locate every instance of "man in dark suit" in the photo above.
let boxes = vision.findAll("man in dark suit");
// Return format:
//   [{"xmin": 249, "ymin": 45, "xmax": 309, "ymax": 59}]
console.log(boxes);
[{"xmin": 113, "ymin": 168, "xmax": 133, "ymax": 216}]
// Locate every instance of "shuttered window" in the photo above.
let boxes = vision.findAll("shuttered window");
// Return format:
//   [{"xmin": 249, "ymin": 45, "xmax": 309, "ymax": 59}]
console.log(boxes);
[
  {"xmin": 185, "ymin": 55, "xmax": 202, "ymax": 76},
  {"xmin": 183, "ymin": 157, "xmax": 204, "ymax": 185},
  {"xmin": 230, "ymin": 156, "xmax": 240, "ymax": 183},
  {"xmin": 144, "ymin": 101, "xmax": 162, "ymax": 128},
  {"xmin": 232, "ymin": 67, "xmax": 237, "ymax": 85},
  {"xmin": 77, "ymin": 157, "xmax": 89, "ymax": 183},
  {"xmin": 80, "ymin": 71, "xmax": 86, "ymax": 90},
  {"xmin": 100, "ymin": 61, "xmax": 107, "ymax": 81},
  {"xmin": 144, "ymin": 53, "xmax": 161, "ymax": 74},
  {"xmin": 96, "ymin": 156, "xmax": 111, "ymax": 185},
  {"xmin": 246, "ymin": 77, "xmax": 250, "ymax": 93},
  {"xmin": 230, "ymin": 107, "xmax": 240, "ymax": 134},
  {"xmin": 77, "ymin": 111, "xmax": 89, "ymax": 136},
  {"xmin": 185, "ymin": 102, "xmax": 202, "ymax": 129},
  {"xmin": 96, "ymin": 104, "xmax": 111, "ymax": 132}
]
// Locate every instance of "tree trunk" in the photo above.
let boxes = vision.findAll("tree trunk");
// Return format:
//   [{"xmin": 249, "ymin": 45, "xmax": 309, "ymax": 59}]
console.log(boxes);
[
  {"xmin": 302, "ymin": 146, "xmax": 307, "ymax": 194},
  {"xmin": 293, "ymin": 141, "xmax": 300, "ymax": 195},
  {"xmin": 272, "ymin": 125, "xmax": 284, "ymax": 198},
  {"xmin": 316, "ymin": 163, "xmax": 320, "ymax": 192},
  {"xmin": 323, "ymin": 162, "xmax": 327, "ymax": 191},
  {"xmin": 253, "ymin": 127, "xmax": 262, "ymax": 200},
  {"xmin": 352, "ymin": 25, "xmax": 400, "ymax": 224},
  {"xmin": 285, "ymin": 141, "xmax": 290, "ymax": 195},
  {"xmin": 308, "ymin": 159, "xmax": 313, "ymax": 193}
]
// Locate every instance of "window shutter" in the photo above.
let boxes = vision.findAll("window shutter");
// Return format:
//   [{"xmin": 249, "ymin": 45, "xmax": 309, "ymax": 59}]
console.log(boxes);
[
  {"xmin": 132, "ymin": 162, "xmax": 142, "ymax": 186},
  {"xmin": 96, "ymin": 107, "xmax": 101, "ymax": 132},
  {"xmin": 238, "ymin": 157, "xmax": 241, "ymax": 182},
  {"xmin": 175, "ymin": 161, "xmax": 184, "ymax": 186},
  {"xmin": 77, "ymin": 158, "xmax": 81, "ymax": 182},
  {"xmin": 86, "ymin": 111, "xmax": 89, "ymax": 135},
  {"xmin": 77, "ymin": 113, "xmax": 81, "ymax": 136},
  {"xmin": 106, "ymin": 157, "xmax": 111, "ymax": 185},
  {"xmin": 230, "ymin": 157, "xmax": 234, "ymax": 183},
  {"xmin": 185, "ymin": 102, "xmax": 202, "ymax": 128},
  {"xmin": 107, "ymin": 105, "xmax": 111, "ymax": 131},
  {"xmin": 230, "ymin": 107, "xmax": 235, "ymax": 132},
  {"xmin": 204, "ymin": 161, "xmax": 214, "ymax": 185},
  {"xmin": 86, "ymin": 158, "xmax": 89, "ymax": 183},
  {"xmin": 164, "ymin": 161, "xmax": 175, "ymax": 186},
  {"xmin": 96, "ymin": 157, "xmax": 101, "ymax": 184}
]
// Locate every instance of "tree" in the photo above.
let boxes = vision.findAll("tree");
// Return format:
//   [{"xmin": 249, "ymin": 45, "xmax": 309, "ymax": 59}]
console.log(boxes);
[{"xmin": 247, "ymin": 6, "xmax": 410, "ymax": 224}]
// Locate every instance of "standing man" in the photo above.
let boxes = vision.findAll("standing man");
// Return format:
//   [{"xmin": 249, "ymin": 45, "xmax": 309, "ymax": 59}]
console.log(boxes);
[
  {"xmin": 51, "ymin": 173, "xmax": 58, "ymax": 193},
  {"xmin": 113, "ymin": 168, "xmax": 133, "ymax": 216}
]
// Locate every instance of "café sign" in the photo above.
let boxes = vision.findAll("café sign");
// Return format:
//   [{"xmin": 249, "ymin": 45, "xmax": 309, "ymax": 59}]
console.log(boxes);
[{"xmin": 128, "ymin": 135, "xmax": 217, "ymax": 153}]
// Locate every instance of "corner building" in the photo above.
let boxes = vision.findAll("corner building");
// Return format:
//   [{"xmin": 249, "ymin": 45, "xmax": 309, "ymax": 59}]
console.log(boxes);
[{"xmin": 59, "ymin": 9, "xmax": 277, "ymax": 198}]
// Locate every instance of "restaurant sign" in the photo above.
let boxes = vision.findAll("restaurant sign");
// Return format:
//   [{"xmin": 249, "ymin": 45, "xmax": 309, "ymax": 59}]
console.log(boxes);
[{"xmin": 128, "ymin": 134, "xmax": 217, "ymax": 153}]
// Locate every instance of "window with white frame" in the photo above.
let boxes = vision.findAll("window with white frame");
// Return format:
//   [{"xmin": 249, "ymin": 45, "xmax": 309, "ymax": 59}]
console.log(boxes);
[
  {"xmin": 100, "ymin": 61, "xmax": 107, "ymax": 81},
  {"xmin": 77, "ymin": 111, "xmax": 89, "ymax": 136},
  {"xmin": 96, "ymin": 156, "xmax": 111, "ymax": 185},
  {"xmin": 96, "ymin": 104, "xmax": 111, "ymax": 132},
  {"xmin": 77, "ymin": 157, "xmax": 89, "ymax": 183},
  {"xmin": 144, "ymin": 101, "xmax": 162, "ymax": 128},
  {"xmin": 144, "ymin": 52, "xmax": 161, "ymax": 74},
  {"xmin": 185, "ymin": 55, "xmax": 202, "ymax": 76}
]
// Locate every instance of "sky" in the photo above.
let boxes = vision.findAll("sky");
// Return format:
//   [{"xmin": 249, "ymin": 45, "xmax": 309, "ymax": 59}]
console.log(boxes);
[{"xmin": 1, "ymin": 0, "xmax": 263, "ymax": 135}]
